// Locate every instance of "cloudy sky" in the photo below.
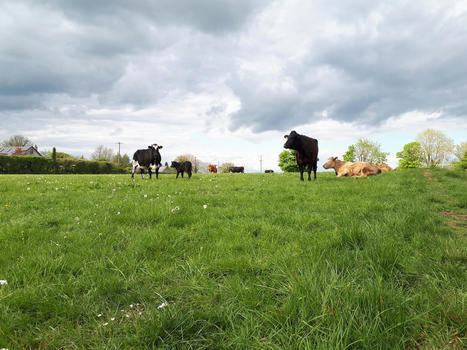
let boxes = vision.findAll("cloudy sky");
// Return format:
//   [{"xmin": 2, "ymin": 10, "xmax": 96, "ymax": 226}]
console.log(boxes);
[{"xmin": 1, "ymin": 0, "xmax": 466, "ymax": 171}]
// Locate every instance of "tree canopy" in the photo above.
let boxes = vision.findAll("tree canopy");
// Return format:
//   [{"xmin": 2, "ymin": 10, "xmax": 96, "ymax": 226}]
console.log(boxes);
[
  {"xmin": 1, "ymin": 135, "xmax": 32, "ymax": 148},
  {"xmin": 416, "ymin": 129, "xmax": 454, "ymax": 167},
  {"xmin": 91, "ymin": 145, "xmax": 114, "ymax": 161},
  {"xmin": 348, "ymin": 139, "xmax": 389, "ymax": 164},
  {"xmin": 219, "ymin": 162, "xmax": 234, "ymax": 173},
  {"xmin": 278, "ymin": 150, "xmax": 299, "ymax": 172},
  {"xmin": 396, "ymin": 142, "xmax": 423, "ymax": 168}
]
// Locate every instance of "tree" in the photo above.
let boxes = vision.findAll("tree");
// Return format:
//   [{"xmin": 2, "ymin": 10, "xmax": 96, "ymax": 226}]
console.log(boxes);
[
  {"xmin": 1, "ymin": 135, "xmax": 32, "ymax": 148},
  {"xmin": 278, "ymin": 150, "xmax": 299, "ymax": 172},
  {"xmin": 454, "ymin": 142, "xmax": 467, "ymax": 161},
  {"xmin": 353, "ymin": 138, "xmax": 389, "ymax": 164},
  {"xmin": 219, "ymin": 162, "xmax": 234, "ymax": 173},
  {"xmin": 91, "ymin": 145, "xmax": 114, "ymax": 161},
  {"xmin": 343, "ymin": 145, "xmax": 356, "ymax": 162},
  {"xmin": 416, "ymin": 129, "xmax": 454, "ymax": 168},
  {"xmin": 396, "ymin": 142, "xmax": 423, "ymax": 168},
  {"xmin": 112, "ymin": 153, "xmax": 130, "ymax": 167},
  {"xmin": 175, "ymin": 154, "xmax": 200, "ymax": 173},
  {"xmin": 52, "ymin": 147, "xmax": 57, "ymax": 163}
]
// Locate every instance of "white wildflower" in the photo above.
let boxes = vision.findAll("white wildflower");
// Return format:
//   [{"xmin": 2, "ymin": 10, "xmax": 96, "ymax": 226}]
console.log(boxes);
[
  {"xmin": 117, "ymin": 212, "xmax": 120, "ymax": 215},
  {"xmin": 97, "ymin": 313, "xmax": 102, "ymax": 317},
  {"xmin": 157, "ymin": 302, "xmax": 167, "ymax": 310},
  {"xmin": 143, "ymin": 194, "xmax": 147, "ymax": 198},
  {"xmin": 27, "ymin": 187, "xmax": 30, "ymax": 191},
  {"xmin": 103, "ymin": 322, "xmax": 108, "ymax": 326},
  {"xmin": 0, "ymin": 280, "xmax": 7, "ymax": 285},
  {"xmin": 75, "ymin": 217, "xmax": 80, "ymax": 221},
  {"xmin": 110, "ymin": 317, "xmax": 115, "ymax": 321},
  {"xmin": 203, "ymin": 204, "xmax": 207, "ymax": 209}
]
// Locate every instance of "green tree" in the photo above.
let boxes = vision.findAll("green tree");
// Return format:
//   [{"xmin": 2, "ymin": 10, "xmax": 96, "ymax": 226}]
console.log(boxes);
[
  {"xmin": 396, "ymin": 142, "xmax": 423, "ymax": 168},
  {"xmin": 416, "ymin": 129, "xmax": 454, "ymax": 167},
  {"xmin": 52, "ymin": 147, "xmax": 57, "ymax": 163},
  {"xmin": 353, "ymin": 138, "xmax": 389, "ymax": 164},
  {"xmin": 1, "ymin": 135, "xmax": 32, "ymax": 148},
  {"xmin": 343, "ymin": 145, "xmax": 356, "ymax": 162},
  {"xmin": 112, "ymin": 153, "xmax": 130, "ymax": 167},
  {"xmin": 219, "ymin": 162, "xmax": 234, "ymax": 173},
  {"xmin": 278, "ymin": 150, "xmax": 299, "ymax": 172},
  {"xmin": 454, "ymin": 142, "xmax": 467, "ymax": 161}
]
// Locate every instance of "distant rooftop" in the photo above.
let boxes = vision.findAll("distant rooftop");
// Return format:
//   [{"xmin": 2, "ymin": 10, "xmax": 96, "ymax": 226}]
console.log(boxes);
[{"xmin": 0, "ymin": 145, "xmax": 44, "ymax": 157}]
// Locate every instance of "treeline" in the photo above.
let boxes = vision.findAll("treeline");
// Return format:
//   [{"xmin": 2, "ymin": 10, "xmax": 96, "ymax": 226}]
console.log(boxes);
[{"xmin": 0, "ymin": 155, "xmax": 125, "ymax": 174}]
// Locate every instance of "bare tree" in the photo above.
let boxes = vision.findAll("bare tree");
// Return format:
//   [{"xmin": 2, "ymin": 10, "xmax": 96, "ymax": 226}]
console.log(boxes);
[
  {"xmin": 454, "ymin": 141, "xmax": 467, "ymax": 160},
  {"xmin": 91, "ymin": 145, "xmax": 114, "ymax": 161},
  {"xmin": 1, "ymin": 135, "xmax": 32, "ymax": 148},
  {"xmin": 416, "ymin": 129, "xmax": 454, "ymax": 167},
  {"xmin": 219, "ymin": 162, "xmax": 234, "ymax": 173}
]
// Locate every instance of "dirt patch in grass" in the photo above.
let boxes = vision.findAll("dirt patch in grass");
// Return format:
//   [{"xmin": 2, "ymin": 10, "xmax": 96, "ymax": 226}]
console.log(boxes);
[
  {"xmin": 441, "ymin": 211, "xmax": 467, "ymax": 220},
  {"xmin": 423, "ymin": 171, "xmax": 432, "ymax": 177}
]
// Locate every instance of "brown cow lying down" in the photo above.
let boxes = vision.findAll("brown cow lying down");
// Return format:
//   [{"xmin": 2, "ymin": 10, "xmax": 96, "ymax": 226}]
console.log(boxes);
[
  {"xmin": 375, "ymin": 164, "xmax": 392, "ymax": 172},
  {"xmin": 323, "ymin": 157, "xmax": 382, "ymax": 177}
]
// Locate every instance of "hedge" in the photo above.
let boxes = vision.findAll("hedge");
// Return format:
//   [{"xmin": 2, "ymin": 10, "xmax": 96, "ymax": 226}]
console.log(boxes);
[{"xmin": 0, "ymin": 155, "xmax": 126, "ymax": 174}]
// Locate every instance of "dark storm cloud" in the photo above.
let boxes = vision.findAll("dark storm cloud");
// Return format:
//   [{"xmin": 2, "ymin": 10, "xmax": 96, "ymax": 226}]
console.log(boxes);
[
  {"xmin": 229, "ymin": 1, "xmax": 467, "ymax": 131},
  {"xmin": 0, "ymin": 0, "xmax": 267, "ymax": 112}
]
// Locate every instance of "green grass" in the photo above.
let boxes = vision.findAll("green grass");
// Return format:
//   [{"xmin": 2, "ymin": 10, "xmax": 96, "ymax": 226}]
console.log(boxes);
[{"xmin": 0, "ymin": 169, "xmax": 465, "ymax": 349}]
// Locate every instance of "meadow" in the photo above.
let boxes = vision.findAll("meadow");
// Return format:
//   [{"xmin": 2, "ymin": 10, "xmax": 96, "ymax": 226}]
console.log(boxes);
[{"xmin": 0, "ymin": 169, "xmax": 465, "ymax": 349}]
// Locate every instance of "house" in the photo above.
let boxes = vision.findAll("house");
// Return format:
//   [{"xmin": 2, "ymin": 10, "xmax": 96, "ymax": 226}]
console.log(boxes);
[{"xmin": 0, "ymin": 145, "xmax": 44, "ymax": 157}]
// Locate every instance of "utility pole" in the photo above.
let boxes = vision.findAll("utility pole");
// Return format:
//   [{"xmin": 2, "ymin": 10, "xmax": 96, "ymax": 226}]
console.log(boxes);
[
  {"xmin": 116, "ymin": 142, "xmax": 123, "ymax": 164},
  {"xmin": 259, "ymin": 155, "xmax": 263, "ymax": 173}
]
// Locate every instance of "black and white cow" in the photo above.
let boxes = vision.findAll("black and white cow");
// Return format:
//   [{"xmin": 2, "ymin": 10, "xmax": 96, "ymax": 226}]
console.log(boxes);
[
  {"xmin": 170, "ymin": 161, "xmax": 192, "ymax": 179},
  {"xmin": 229, "ymin": 166, "xmax": 244, "ymax": 173},
  {"xmin": 131, "ymin": 144, "xmax": 163, "ymax": 179}
]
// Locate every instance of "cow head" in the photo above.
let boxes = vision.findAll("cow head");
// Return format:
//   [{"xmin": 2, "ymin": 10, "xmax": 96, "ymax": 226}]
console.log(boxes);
[
  {"xmin": 323, "ymin": 157, "xmax": 338, "ymax": 169},
  {"xmin": 170, "ymin": 161, "xmax": 178, "ymax": 168},
  {"xmin": 283, "ymin": 130, "xmax": 299, "ymax": 149}
]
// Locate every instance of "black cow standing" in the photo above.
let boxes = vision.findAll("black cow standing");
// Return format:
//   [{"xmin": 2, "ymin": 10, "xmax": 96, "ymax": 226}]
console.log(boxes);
[
  {"xmin": 283, "ymin": 130, "xmax": 318, "ymax": 181},
  {"xmin": 229, "ymin": 166, "xmax": 244, "ymax": 173},
  {"xmin": 171, "ymin": 161, "xmax": 192, "ymax": 179},
  {"xmin": 131, "ymin": 144, "xmax": 163, "ymax": 179}
]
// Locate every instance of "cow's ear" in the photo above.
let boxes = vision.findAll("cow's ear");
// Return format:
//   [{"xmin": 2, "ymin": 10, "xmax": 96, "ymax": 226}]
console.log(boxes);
[
  {"xmin": 158, "ymin": 146, "xmax": 163, "ymax": 149},
  {"xmin": 333, "ymin": 157, "xmax": 337, "ymax": 160},
  {"xmin": 284, "ymin": 135, "xmax": 288, "ymax": 139}
]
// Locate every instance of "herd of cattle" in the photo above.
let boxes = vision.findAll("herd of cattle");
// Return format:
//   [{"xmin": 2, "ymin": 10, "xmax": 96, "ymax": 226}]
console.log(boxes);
[{"xmin": 131, "ymin": 131, "xmax": 392, "ymax": 181}]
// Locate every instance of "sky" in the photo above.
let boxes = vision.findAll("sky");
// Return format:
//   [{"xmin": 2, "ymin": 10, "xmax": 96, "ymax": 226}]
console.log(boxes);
[{"xmin": 1, "ymin": 0, "xmax": 466, "ymax": 172}]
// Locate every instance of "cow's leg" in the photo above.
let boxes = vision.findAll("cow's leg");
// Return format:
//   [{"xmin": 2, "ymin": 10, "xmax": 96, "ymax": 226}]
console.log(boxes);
[
  {"xmin": 181, "ymin": 171, "xmax": 184, "ymax": 178},
  {"xmin": 188, "ymin": 170, "xmax": 192, "ymax": 179},
  {"xmin": 148, "ymin": 168, "xmax": 152, "ymax": 179},
  {"xmin": 155, "ymin": 167, "xmax": 159, "ymax": 179},
  {"xmin": 131, "ymin": 165, "xmax": 136, "ymax": 179},
  {"xmin": 176, "ymin": 171, "xmax": 179, "ymax": 179},
  {"xmin": 307, "ymin": 164, "xmax": 312, "ymax": 181},
  {"xmin": 140, "ymin": 168, "xmax": 145, "ymax": 179},
  {"xmin": 299, "ymin": 165, "xmax": 304, "ymax": 181},
  {"xmin": 313, "ymin": 163, "xmax": 317, "ymax": 180}
]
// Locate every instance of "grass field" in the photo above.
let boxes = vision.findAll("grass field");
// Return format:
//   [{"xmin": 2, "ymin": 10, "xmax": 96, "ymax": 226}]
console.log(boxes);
[{"xmin": 0, "ymin": 169, "xmax": 466, "ymax": 349}]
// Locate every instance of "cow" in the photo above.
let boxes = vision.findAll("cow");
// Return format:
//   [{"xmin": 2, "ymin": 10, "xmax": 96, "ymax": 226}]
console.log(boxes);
[
  {"xmin": 265, "ymin": 169, "xmax": 274, "ymax": 173},
  {"xmin": 375, "ymin": 164, "xmax": 393, "ymax": 172},
  {"xmin": 131, "ymin": 144, "xmax": 163, "ymax": 179},
  {"xmin": 283, "ymin": 130, "xmax": 318, "ymax": 181},
  {"xmin": 323, "ymin": 157, "xmax": 381, "ymax": 177},
  {"xmin": 170, "ymin": 161, "xmax": 192, "ymax": 179},
  {"xmin": 229, "ymin": 166, "xmax": 244, "ymax": 173},
  {"xmin": 207, "ymin": 164, "xmax": 218, "ymax": 173}
]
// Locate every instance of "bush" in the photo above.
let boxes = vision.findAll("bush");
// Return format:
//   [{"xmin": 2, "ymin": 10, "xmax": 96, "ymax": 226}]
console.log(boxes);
[{"xmin": 0, "ymin": 155, "xmax": 125, "ymax": 174}]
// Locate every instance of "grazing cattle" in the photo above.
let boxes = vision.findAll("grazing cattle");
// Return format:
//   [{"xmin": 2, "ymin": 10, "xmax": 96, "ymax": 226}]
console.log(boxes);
[
  {"xmin": 132, "ymin": 144, "xmax": 163, "ymax": 179},
  {"xmin": 207, "ymin": 164, "xmax": 218, "ymax": 173},
  {"xmin": 375, "ymin": 164, "xmax": 393, "ymax": 172},
  {"xmin": 171, "ymin": 161, "xmax": 192, "ymax": 179},
  {"xmin": 265, "ymin": 169, "xmax": 274, "ymax": 173},
  {"xmin": 323, "ymin": 157, "xmax": 381, "ymax": 177},
  {"xmin": 229, "ymin": 166, "xmax": 244, "ymax": 173},
  {"xmin": 283, "ymin": 130, "xmax": 318, "ymax": 181}
]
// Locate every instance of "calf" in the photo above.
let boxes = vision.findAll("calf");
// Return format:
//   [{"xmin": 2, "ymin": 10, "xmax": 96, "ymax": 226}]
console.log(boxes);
[
  {"xmin": 323, "ymin": 157, "xmax": 381, "ymax": 177},
  {"xmin": 283, "ymin": 130, "xmax": 318, "ymax": 181},
  {"xmin": 171, "ymin": 161, "xmax": 192, "ymax": 179},
  {"xmin": 265, "ymin": 169, "xmax": 274, "ymax": 173},
  {"xmin": 131, "ymin": 144, "xmax": 163, "ymax": 179},
  {"xmin": 375, "ymin": 164, "xmax": 392, "ymax": 172}
]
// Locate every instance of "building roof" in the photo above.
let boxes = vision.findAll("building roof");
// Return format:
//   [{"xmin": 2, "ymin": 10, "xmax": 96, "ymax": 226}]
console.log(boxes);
[{"xmin": 0, "ymin": 146, "xmax": 43, "ymax": 156}]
